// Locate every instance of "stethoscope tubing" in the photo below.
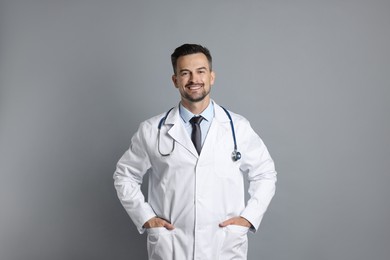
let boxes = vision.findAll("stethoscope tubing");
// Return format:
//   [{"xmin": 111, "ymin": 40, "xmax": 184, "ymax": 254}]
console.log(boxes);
[{"xmin": 157, "ymin": 106, "xmax": 241, "ymax": 161}]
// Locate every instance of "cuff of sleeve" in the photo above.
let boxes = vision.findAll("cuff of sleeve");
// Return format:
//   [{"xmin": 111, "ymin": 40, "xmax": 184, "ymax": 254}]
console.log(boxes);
[
  {"xmin": 137, "ymin": 212, "xmax": 157, "ymax": 234},
  {"xmin": 132, "ymin": 203, "xmax": 157, "ymax": 234},
  {"xmin": 240, "ymin": 211, "xmax": 264, "ymax": 234}
]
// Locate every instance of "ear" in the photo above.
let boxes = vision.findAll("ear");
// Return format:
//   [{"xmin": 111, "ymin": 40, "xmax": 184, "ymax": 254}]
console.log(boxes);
[
  {"xmin": 172, "ymin": 74, "xmax": 178, "ymax": 88},
  {"xmin": 210, "ymin": 70, "xmax": 216, "ymax": 85}
]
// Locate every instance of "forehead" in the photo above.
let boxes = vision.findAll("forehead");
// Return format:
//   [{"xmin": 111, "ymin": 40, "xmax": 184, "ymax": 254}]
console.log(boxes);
[{"xmin": 176, "ymin": 53, "xmax": 210, "ymax": 70}]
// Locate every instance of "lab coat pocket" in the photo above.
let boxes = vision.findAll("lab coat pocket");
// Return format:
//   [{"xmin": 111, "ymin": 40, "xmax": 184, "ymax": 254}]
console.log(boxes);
[
  {"xmin": 147, "ymin": 227, "xmax": 174, "ymax": 260},
  {"xmin": 220, "ymin": 225, "xmax": 249, "ymax": 259},
  {"xmin": 226, "ymin": 224, "xmax": 249, "ymax": 234}
]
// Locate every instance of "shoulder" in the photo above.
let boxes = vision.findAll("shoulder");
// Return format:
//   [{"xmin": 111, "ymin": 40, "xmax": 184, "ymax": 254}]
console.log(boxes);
[
  {"xmin": 226, "ymin": 110, "xmax": 248, "ymax": 123},
  {"xmin": 135, "ymin": 112, "xmax": 165, "ymax": 134},
  {"xmin": 215, "ymin": 104, "xmax": 250, "ymax": 125}
]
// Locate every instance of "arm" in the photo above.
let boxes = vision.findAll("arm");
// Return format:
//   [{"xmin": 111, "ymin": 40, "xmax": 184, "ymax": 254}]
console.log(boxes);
[
  {"xmin": 238, "ymin": 119, "xmax": 277, "ymax": 232},
  {"xmin": 113, "ymin": 123, "xmax": 157, "ymax": 234}
]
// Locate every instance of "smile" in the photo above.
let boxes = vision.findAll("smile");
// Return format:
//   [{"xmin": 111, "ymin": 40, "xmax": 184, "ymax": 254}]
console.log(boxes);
[{"xmin": 186, "ymin": 84, "xmax": 203, "ymax": 90}]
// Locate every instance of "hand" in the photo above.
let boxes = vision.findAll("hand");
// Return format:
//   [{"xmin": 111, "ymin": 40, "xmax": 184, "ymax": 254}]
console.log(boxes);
[
  {"xmin": 219, "ymin": 216, "xmax": 252, "ymax": 228},
  {"xmin": 143, "ymin": 217, "xmax": 175, "ymax": 230}
]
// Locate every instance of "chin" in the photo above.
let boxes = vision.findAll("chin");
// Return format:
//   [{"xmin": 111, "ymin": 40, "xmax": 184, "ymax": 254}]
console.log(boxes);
[{"xmin": 188, "ymin": 95, "xmax": 207, "ymax": 103}]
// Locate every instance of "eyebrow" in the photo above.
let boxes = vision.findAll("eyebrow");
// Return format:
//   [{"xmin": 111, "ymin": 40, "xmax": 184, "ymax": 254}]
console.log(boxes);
[{"xmin": 179, "ymin": 67, "xmax": 208, "ymax": 73}]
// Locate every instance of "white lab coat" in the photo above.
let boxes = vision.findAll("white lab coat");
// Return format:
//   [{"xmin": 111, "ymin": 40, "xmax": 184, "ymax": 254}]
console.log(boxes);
[{"xmin": 114, "ymin": 102, "xmax": 276, "ymax": 260}]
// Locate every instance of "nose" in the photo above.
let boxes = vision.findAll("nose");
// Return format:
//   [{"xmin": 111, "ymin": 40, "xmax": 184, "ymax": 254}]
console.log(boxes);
[{"xmin": 189, "ymin": 72, "xmax": 200, "ymax": 83}]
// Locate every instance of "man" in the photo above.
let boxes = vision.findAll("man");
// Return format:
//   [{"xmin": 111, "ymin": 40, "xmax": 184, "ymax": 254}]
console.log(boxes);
[{"xmin": 114, "ymin": 44, "xmax": 277, "ymax": 260}]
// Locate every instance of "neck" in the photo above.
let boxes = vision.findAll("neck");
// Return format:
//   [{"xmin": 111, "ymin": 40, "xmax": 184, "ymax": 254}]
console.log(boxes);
[{"xmin": 181, "ymin": 97, "xmax": 210, "ymax": 115}]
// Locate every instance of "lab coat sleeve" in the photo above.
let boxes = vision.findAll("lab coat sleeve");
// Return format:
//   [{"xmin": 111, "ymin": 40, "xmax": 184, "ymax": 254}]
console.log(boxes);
[
  {"xmin": 238, "ymin": 118, "xmax": 277, "ymax": 233},
  {"xmin": 113, "ymin": 122, "xmax": 156, "ymax": 234}
]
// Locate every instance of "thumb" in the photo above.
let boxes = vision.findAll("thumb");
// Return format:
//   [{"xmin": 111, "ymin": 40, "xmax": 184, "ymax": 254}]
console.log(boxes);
[
  {"xmin": 164, "ymin": 221, "xmax": 175, "ymax": 230},
  {"xmin": 219, "ymin": 218, "xmax": 233, "ymax": 227}
]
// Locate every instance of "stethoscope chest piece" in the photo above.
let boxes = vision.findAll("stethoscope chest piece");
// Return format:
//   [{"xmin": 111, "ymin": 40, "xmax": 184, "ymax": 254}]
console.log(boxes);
[{"xmin": 232, "ymin": 150, "xmax": 242, "ymax": 161}]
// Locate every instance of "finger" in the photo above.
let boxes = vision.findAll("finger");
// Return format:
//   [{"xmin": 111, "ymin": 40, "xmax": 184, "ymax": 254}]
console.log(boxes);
[
  {"xmin": 155, "ymin": 218, "xmax": 169, "ymax": 228},
  {"xmin": 155, "ymin": 218, "xmax": 175, "ymax": 230},
  {"xmin": 163, "ymin": 222, "xmax": 175, "ymax": 230},
  {"xmin": 239, "ymin": 217, "xmax": 252, "ymax": 227},
  {"xmin": 143, "ymin": 217, "xmax": 157, "ymax": 228},
  {"xmin": 219, "ymin": 218, "xmax": 235, "ymax": 227},
  {"xmin": 144, "ymin": 217, "xmax": 167, "ymax": 228}
]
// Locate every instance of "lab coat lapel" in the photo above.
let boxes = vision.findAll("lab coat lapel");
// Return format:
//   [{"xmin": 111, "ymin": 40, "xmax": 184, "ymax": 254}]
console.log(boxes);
[
  {"xmin": 199, "ymin": 104, "xmax": 231, "ymax": 160},
  {"xmin": 164, "ymin": 106, "xmax": 199, "ymax": 157}
]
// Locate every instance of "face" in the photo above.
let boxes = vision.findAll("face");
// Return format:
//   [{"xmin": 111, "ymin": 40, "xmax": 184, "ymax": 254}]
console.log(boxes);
[{"xmin": 172, "ymin": 53, "xmax": 215, "ymax": 107}]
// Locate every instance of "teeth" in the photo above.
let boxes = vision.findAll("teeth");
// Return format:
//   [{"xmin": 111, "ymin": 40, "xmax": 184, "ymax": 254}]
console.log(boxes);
[{"xmin": 188, "ymin": 85, "xmax": 202, "ymax": 89}]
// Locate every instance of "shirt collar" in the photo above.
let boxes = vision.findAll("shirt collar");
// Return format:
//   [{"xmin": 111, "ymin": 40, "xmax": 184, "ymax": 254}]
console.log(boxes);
[{"xmin": 179, "ymin": 101, "xmax": 214, "ymax": 123}]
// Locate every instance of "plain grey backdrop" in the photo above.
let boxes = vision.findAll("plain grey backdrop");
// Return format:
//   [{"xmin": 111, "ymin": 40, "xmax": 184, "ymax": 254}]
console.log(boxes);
[{"xmin": 1, "ymin": 0, "xmax": 389, "ymax": 259}]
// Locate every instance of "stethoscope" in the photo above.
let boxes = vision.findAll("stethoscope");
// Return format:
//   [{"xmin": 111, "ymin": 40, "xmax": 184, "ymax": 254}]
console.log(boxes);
[{"xmin": 157, "ymin": 106, "xmax": 242, "ymax": 161}]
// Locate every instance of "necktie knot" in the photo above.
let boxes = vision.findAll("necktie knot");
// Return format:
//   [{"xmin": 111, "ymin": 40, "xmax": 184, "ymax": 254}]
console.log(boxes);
[{"xmin": 190, "ymin": 116, "xmax": 204, "ymax": 125}]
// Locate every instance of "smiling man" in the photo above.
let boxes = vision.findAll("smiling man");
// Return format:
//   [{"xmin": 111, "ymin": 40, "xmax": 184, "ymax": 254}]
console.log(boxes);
[
  {"xmin": 114, "ymin": 44, "xmax": 277, "ymax": 260},
  {"xmin": 172, "ymin": 51, "xmax": 214, "ymax": 110}
]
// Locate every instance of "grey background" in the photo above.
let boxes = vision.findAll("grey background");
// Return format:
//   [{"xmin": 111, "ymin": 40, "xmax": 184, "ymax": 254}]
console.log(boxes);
[{"xmin": 0, "ymin": 0, "xmax": 389, "ymax": 259}]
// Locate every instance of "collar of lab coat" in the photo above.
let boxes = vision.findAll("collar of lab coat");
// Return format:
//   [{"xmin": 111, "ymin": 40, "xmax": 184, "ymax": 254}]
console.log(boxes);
[
  {"xmin": 163, "ymin": 100, "xmax": 232, "ymax": 158},
  {"xmin": 164, "ymin": 100, "xmax": 231, "ymax": 125}
]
